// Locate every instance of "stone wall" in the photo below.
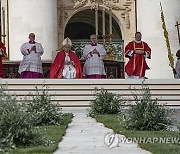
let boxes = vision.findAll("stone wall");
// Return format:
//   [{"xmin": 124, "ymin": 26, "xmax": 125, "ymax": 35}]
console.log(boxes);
[
  {"xmin": 137, "ymin": 0, "xmax": 180, "ymax": 79},
  {"xmin": 8, "ymin": 0, "xmax": 58, "ymax": 61}
]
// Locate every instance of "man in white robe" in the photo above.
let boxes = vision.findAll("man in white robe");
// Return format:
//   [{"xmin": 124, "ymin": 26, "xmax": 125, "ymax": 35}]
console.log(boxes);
[
  {"xmin": 83, "ymin": 34, "xmax": 106, "ymax": 78},
  {"xmin": 18, "ymin": 33, "xmax": 44, "ymax": 78}
]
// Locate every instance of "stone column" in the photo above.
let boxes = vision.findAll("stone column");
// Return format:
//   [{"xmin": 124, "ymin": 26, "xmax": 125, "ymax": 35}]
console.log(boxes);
[
  {"xmin": 137, "ymin": 0, "xmax": 180, "ymax": 79},
  {"xmin": 8, "ymin": 0, "xmax": 58, "ymax": 61}
]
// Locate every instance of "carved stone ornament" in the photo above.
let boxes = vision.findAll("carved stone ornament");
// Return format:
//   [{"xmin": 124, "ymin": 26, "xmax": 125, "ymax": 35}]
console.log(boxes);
[
  {"xmin": 73, "ymin": 0, "xmax": 125, "ymax": 10},
  {"xmin": 102, "ymin": 0, "xmax": 124, "ymax": 10},
  {"xmin": 125, "ymin": 8, "xmax": 130, "ymax": 29},
  {"xmin": 74, "ymin": 0, "xmax": 88, "ymax": 9}
]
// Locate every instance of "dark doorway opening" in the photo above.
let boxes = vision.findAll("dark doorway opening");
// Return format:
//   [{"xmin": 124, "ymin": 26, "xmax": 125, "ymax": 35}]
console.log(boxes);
[
  {"xmin": 65, "ymin": 22, "xmax": 97, "ymax": 39},
  {"xmin": 64, "ymin": 9, "xmax": 122, "ymax": 40}
]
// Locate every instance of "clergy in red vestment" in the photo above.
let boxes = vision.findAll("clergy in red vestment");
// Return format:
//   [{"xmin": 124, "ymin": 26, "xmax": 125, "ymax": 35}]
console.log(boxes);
[
  {"xmin": 50, "ymin": 37, "xmax": 82, "ymax": 79},
  {"xmin": 0, "ymin": 41, "xmax": 7, "ymax": 78},
  {"xmin": 125, "ymin": 32, "xmax": 151, "ymax": 79}
]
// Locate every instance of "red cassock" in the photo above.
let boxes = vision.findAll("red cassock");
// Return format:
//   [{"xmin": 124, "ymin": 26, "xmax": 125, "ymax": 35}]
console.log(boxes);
[
  {"xmin": 125, "ymin": 41, "xmax": 151, "ymax": 77},
  {"xmin": 50, "ymin": 50, "xmax": 82, "ymax": 78},
  {"xmin": 0, "ymin": 41, "xmax": 6, "ymax": 78}
]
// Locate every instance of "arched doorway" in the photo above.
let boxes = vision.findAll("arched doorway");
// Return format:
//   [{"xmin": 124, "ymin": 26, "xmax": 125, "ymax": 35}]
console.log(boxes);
[
  {"xmin": 64, "ymin": 9, "xmax": 122, "ymax": 40},
  {"xmin": 64, "ymin": 8, "xmax": 124, "ymax": 63},
  {"xmin": 65, "ymin": 22, "xmax": 95, "ymax": 39},
  {"xmin": 63, "ymin": 8, "xmax": 125, "ymax": 78}
]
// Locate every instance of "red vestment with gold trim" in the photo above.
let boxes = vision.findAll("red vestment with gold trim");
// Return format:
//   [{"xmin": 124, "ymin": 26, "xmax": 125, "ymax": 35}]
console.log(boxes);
[{"xmin": 125, "ymin": 41, "xmax": 151, "ymax": 77}]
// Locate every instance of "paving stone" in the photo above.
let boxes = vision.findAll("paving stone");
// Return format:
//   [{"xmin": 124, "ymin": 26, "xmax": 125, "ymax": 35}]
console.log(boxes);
[{"xmin": 53, "ymin": 108, "xmax": 152, "ymax": 154}]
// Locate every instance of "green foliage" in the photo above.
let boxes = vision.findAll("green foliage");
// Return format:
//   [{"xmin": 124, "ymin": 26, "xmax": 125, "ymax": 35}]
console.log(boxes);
[
  {"xmin": 177, "ymin": 123, "xmax": 180, "ymax": 132},
  {"xmin": 0, "ymin": 84, "xmax": 65, "ymax": 151},
  {"xmin": 89, "ymin": 88, "xmax": 125, "ymax": 117},
  {"xmin": 0, "ymin": 86, "xmax": 42, "ymax": 150},
  {"xmin": 26, "ymin": 85, "xmax": 63, "ymax": 126},
  {"xmin": 8, "ymin": 113, "xmax": 73, "ymax": 154},
  {"xmin": 95, "ymin": 114, "xmax": 180, "ymax": 154},
  {"xmin": 122, "ymin": 82, "xmax": 171, "ymax": 131}
]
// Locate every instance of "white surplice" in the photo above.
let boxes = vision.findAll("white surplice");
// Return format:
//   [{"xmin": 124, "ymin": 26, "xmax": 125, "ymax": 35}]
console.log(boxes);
[
  {"xmin": 18, "ymin": 42, "xmax": 44, "ymax": 74},
  {"xmin": 83, "ymin": 44, "xmax": 106, "ymax": 76}
]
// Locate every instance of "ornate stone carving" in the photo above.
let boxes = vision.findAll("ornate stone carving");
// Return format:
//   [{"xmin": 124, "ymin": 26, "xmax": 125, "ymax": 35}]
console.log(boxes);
[
  {"xmin": 57, "ymin": 2, "xmax": 73, "ymax": 47},
  {"xmin": 57, "ymin": 0, "xmax": 135, "ymax": 48},
  {"xmin": 102, "ymin": 0, "xmax": 124, "ymax": 10},
  {"xmin": 72, "ymin": 0, "xmax": 132, "ymax": 30},
  {"xmin": 125, "ymin": 8, "xmax": 130, "ymax": 29},
  {"xmin": 74, "ymin": 0, "xmax": 88, "ymax": 9},
  {"xmin": 73, "ymin": 0, "xmax": 125, "ymax": 10},
  {"xmin": 57, "ymin": 6, "xmax": 64, "ymax": 28},
  {"xmin": 121, "ymin": 7, "xmax": 131, "ymax": 29}
]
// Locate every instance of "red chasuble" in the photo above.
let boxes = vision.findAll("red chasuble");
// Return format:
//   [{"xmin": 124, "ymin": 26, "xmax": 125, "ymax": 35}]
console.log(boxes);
[
  {"xmin": 50, "ymin": 50, "xmax": 82, "ymax": 78},
  {"xmin": 0, "ymin": 41, "xmax": 6, "ymax": 78},
  {"xmin": 125, "ymin": 41, "xmax": 151, "ymax": 77}
]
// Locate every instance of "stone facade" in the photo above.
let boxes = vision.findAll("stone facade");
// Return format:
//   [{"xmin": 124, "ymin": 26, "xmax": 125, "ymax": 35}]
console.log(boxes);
[
  {"xmin": 1, "ymin": 0, "xmax": 180, "ymax": 78},
  {"xmin": 1, "ymin": 0, "xmax": 58, "ymax": 61},
  {"xmin": 137, "ymin": 0, "xmax": 180, "ymax": 79}
]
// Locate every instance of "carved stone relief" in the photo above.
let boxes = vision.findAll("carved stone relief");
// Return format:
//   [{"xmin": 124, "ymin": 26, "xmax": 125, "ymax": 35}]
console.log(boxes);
[
  {"xmin": 125, "ymin": 8, "xmax": 131, "ymax": 29},
  {"xmin": 57, "ymin": 0, "xmax": 135, "ymax": 47}
]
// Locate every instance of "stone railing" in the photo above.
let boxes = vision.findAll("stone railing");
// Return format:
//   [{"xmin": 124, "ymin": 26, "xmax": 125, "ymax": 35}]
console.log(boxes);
[{"xmin": 3, "ymin": 60, "xmax": 125, "ymax": 79}]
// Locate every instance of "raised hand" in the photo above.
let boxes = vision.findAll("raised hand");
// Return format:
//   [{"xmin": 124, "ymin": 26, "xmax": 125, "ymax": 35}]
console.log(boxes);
[{"xmin": 92, "ymin": 48, "xmax": 98, "ymax": 54}]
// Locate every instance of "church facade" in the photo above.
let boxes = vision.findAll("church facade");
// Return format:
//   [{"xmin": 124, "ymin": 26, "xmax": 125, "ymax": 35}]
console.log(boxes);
[{"xmin": 0, "ymin": 0, "xmax": 180, "ymax": 79}]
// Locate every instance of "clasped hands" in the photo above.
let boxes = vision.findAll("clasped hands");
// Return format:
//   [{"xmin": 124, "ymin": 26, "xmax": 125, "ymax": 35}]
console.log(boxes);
[
  {"xmin": 134, "ymin": 49, "xmax": 144, "ymax": 54},
  {"xmin": 92, "ymin": 49, "xmax": 99, "ymax": 54},
  {"xmin": 65, "ymin": 60, "xmax": 73, "ymax": 65},
  {"xmin": 28, "ymin": 46, "xmax": 36, "ymax": 53}
]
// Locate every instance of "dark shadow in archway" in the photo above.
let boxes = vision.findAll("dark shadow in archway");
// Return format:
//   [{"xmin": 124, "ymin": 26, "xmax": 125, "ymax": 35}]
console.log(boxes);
[
  {"xmin": 64, "ymin": 9, "xmax": 122, "ymax": 40},
  {"xmin": 65, "ymin": 22, "xmax": 97, "ymax": 39}
]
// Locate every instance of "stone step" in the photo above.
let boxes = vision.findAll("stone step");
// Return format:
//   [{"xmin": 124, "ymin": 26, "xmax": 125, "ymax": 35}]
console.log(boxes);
[{"xmin": 0, "ymin": 79, "xmax": 180, "ymax": 107}]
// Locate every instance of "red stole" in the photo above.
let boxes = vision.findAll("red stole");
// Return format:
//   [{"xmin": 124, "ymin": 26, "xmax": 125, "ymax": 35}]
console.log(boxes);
[{"xmin": 50, "ymin": 50, "xmax": 82, "ymax": 78}]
